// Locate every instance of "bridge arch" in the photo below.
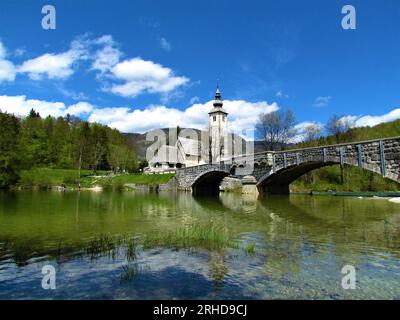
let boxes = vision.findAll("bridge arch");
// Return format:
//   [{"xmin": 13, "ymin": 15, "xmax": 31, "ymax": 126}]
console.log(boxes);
[
  {"xmin": 191, "ymin": 170, "xmax": 230, "ymax": 195},
  {"xmin": 257, "ymin": 153, "xmax": 393, "ymax": 194}
]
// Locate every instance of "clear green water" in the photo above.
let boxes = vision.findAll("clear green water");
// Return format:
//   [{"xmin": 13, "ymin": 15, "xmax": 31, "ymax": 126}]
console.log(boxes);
[{"xmin": 0, "ymin": 190, "xmax": 399, "ymax": 299}]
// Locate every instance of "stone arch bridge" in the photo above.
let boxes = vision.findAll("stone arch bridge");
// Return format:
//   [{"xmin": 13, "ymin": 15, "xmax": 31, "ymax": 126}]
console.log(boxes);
[{"xmin": 175, "ymin": 137, "xmax": 400, "ymax": 195}]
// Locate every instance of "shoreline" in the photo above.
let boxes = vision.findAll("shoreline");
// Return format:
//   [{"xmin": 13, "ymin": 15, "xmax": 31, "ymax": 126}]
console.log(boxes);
[
  {"xmin": 291, "ymin": 191, "xmax": 400, "ymax": 198},
  {"xmin": 6, "ymin": 184, "xmax": 400, "ymax": 201}
]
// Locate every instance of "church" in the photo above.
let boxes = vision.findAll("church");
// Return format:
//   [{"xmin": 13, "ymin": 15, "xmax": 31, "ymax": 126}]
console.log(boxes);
[{"xmin": 146, "ymin": 87, "xmax": 232, "ymax": 172}]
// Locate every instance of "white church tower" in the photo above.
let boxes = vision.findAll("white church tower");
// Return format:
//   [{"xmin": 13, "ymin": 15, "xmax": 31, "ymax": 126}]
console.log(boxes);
[{"xmin": 209, "ymin": 86, "xmax": 228, "ymax": 163}]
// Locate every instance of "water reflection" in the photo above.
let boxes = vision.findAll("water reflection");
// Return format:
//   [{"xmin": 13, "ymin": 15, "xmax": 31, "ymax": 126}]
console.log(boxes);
[{"xmin": 0, "ymin": 190, "xmax": 399, "ymax": 299}]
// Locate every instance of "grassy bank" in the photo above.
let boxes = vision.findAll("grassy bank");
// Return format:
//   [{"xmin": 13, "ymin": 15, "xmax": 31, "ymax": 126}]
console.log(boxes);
[
  {"xmin": 16, "ymin": 168, "xmax": 175, "ymax": 190},
  {"xmin": 290, "ymin": 165, "xmax": 400, "ymax": 193}
]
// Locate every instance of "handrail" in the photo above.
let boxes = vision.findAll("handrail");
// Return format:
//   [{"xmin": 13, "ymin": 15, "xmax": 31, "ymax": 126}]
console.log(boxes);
[{"xmin": 232, "ymin": 136, "xmax": 400, "ymax": 158}]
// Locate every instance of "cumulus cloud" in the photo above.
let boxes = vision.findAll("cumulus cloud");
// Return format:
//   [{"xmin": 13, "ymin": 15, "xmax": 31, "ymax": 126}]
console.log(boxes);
[
  {"xmin": 313, "ymin": 96, "xmax": 331, "ymax": 107},
  {"xmin": 109, "ymin": 57, "xmax": 189, "ymax": 98},
  {"xmin": 89, "ymin": 99, "xmax": 278, "ymax": 138},
  {"xmin": 341, "ymin": 108, "xmax": 400, "ymax": 128},
  {"xmin": 1, "ymin": 35, "xmax": 189, "ymax": 102},
  {"xmin": 91, "ymin": 35, "xmax": 122, "ymax": 73},
  {"xmin": 0, "ymin": 41, "xmax": 16, "ymax": 82},
  {"xmin": 18, "ymin": 37, "xmax": 88, "ymax": 80},
  {"xmin": 0, "ymin": 95, "xmax": 94, "ymax": 118}
]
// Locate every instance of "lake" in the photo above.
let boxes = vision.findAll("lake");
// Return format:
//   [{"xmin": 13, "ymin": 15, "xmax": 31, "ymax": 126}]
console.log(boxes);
[{"xmin": 0, "ymin": 190, "xmax": 399, "ymax": 299}]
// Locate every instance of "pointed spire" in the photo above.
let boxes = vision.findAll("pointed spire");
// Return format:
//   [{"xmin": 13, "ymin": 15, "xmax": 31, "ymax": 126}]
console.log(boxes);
[
  {"xmin": 213, "ymin": 87, "xmax": 223, "ymax": 107},
  {"xmin": 215, "ymin": 85, "xmax": 221, "ymax": 101}
]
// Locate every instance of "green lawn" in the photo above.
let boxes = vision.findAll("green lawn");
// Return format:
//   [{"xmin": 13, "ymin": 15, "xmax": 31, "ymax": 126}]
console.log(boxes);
[
  {"xmin": 17, "ymin": 168, "xmax": 174, "ymax": 189},
  {"xmin": 111, "ymin": 173, "xmax": 175, "ymax": 185},
  {"xmin": 291, "ymin": 165, "xmax": 400, "ymax": 193}
]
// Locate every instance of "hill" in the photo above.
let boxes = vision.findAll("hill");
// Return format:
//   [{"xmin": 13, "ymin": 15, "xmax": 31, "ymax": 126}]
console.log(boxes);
[{"xmin": 290, "ymin": 119, "xmax": 400, "ymax": 193}]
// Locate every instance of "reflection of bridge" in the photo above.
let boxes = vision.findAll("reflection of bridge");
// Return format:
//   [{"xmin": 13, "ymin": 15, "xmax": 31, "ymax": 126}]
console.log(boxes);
[{"xmin": 175, "ymin": 137, "xmax": 400, "ymax": 195}]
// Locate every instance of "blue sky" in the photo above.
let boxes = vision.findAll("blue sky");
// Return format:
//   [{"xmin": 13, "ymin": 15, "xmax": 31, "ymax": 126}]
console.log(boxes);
[{"xmin": 0, "ymin": 0, "xmax": 400, "ymax": 139}]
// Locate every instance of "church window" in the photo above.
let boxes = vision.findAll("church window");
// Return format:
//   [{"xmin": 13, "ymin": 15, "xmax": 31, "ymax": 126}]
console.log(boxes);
[{"xmin": 213, "ymin": 116, "xmax": 216, "ymax": 121}]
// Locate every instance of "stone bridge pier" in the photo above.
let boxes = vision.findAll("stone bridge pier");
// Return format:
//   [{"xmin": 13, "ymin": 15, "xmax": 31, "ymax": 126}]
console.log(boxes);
[{"xmin": 174, "ymin": 137, "xmax": 400, "ymax": 195}]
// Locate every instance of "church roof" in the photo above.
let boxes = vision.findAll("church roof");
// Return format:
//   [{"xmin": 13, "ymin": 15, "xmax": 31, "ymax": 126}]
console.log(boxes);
[
  {"xmin": 209, "ymin": 86, "xmax": 228, "ymax": 114},
  {"xmin": 208, "ymin": 106, "xmax": 228, "ymax": 114}
]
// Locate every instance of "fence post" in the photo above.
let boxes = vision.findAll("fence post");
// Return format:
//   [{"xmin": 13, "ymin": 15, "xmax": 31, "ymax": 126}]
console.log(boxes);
[
  {"xmin": 380, "ymin": 140, "xmax": 386, "ymax": 177},
  {"xmin": 357, "ymin": 144, "xmax": 363, "ymax": 168},
  {"xmin": 272, "ymin": 154, "xmax": 276, "ymax": 173},
  {"xmin": 283, "ymin": 153, "xmax": 287, "ymax": 168},
  {"xmin": 340, "ymin": 146, "xmax": 344, "ymax": 166}
]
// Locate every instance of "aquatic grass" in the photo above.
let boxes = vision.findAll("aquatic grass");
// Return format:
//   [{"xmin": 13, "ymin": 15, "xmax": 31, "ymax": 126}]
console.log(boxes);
[
  {"xmin": 85, "ymin": 234, "xmax": 116, "ymax": 259},
  {"xmin": 142, "ymin": 223, "xmax": 234, "ymax": 251},
  {"xmin": 244, "ymin": 241, "xmax": 257, "ymax": 255},
  {"xmin": 84, "ymin": 233, "xmax": 138, "ymax": 261},
  {"xmin": 120, "ymin": 265, "xmax": 138, "ymax": 282}
]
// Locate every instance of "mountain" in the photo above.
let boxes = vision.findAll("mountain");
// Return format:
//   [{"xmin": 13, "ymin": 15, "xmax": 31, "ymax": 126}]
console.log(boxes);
[{"xmin": 124, "ymin": 128, "xmax": 252, "ymax": 159}]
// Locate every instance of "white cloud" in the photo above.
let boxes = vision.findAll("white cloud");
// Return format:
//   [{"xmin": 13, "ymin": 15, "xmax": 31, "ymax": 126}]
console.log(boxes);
[
  {"xmin": 290, "ymin": 121, "xmax": 323, "ymax": 143},
  {"xmin": 89, "ymin": 99, "xmax": 278, "ymax": 138},
  {"xmin": 0, "ymin": 95, "xmax": 94, "ymax": 118},
  {"xmin": 189, "ymin": 96, "xmax": 200, "ymax": 104},
  {"xmin": 159, "ymin": 37, "xmax": 171, "ymax": 51},
  {"xmin": 109, "ymin": 57, "xmax": 189, "ymax": 98},
  {"xmin": 19, "ymin": 40, "xmax": 87, "ymax": 80},
  {"xmin": 341, "ymin": 108, "xmax": 400, "ymax": 128},
  {"xmin": 18, "ymin": 52, "xmax": 78, "ymax": 80},
  {"xmin": 18, "ymin": 37, "xmax": 88, "ymax": 80},
  {"xmin": 65, "ymin": 102, "xmax": 94, "ymax": 116},
  {"xmin": 91, "ymin": 35, "xmax": 122, "ymax": 73},
  {"xmin": 0, "ymin": 92, "xmax": 278, "ymax": 139},
  {"xmin": 313, "ymin": 96, "xmax": 331, "ymax": 107},
  {"xmin": 0, "ymin": 41, "xmax": 16, "ymax": 82}
]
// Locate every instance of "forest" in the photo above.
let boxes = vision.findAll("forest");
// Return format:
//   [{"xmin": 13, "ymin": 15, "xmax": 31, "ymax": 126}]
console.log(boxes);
[{"xmin": 0, "ymin": 109, "xmax": 138, "ymax": 188}]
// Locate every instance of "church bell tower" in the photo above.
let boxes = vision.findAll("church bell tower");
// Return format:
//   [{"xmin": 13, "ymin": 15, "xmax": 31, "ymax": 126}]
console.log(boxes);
[{"xmin": 209, "ymin": 86, "xmax": 228, "ymax": 163}]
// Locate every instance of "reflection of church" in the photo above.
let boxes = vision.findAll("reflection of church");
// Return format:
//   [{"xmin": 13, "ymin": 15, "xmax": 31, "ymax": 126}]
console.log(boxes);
[{"xmin": 147, "ymin": 87, "xmax": 230, "ymax": 172}]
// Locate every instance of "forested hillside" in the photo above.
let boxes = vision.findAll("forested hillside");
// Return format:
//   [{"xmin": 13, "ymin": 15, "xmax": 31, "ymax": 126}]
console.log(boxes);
[
  {"xmin": 0, "ymin": 109, "xmax": 137, "ymax": 188},
  {"xmin": 291, "ymin": 119, "xmax": 400, "ymax": 192}
]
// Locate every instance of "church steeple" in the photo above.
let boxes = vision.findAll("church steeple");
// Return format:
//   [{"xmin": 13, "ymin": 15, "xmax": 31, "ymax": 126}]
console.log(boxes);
[
  {"xmin": 213, "ymin": 86, "xmax": 223, "ymax": 108},
  {"xmin": 209, "ymin": 85, "xmax": 228, "ymax": 163}
]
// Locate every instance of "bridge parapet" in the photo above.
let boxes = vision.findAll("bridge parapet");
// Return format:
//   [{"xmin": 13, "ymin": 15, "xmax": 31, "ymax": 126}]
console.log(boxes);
[
  {"xmin": 175, "ymin": 136, "xmax": 400, "ymax": 194},
  {"xmin": 269, "ymin": 137, "xmax": 400, "ymax": 181}
]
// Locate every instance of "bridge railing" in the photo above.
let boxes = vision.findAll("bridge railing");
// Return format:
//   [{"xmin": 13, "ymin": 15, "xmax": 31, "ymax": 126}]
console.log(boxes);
[{"xmin": 230, "ymin": 136, "xmax": 400, "ymax": 158}]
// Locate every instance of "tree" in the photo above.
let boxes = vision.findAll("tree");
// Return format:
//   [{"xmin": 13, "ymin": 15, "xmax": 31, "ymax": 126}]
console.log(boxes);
[
  {"xmin": 18, "ymin": 113, "xmax": 48, "ymax": 167},
  {"xmin": 326, "ymin": 115, "xmax": 353, "ymax": 141},
  {"xmin": 303, "ymin": 123, "xmax": 323, "ymax": 184},
  {"xmin": 90, "ymin": 123, "xmax": 108, "ymax": 173},
  {"xmin": 73, "ymin": 122, "xmax": 91, "ymax": 186},
  {"xmin": 326, "ymin": 115, "xmax": 354, "ymax": 183},
  {"xmin": 256, "ymin": 109, "xmax": 296, "ymax": 151},
  {"xmin": 304, "ymin": 123, "xmax": 323, "ymax": 145},
  {"xmin": 0, "ymin": 112, "xmax": 20, "ymax": 187},
  {"xmin": 51, "ymin": 117, "xmax": 73, "ymax": 168}
]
